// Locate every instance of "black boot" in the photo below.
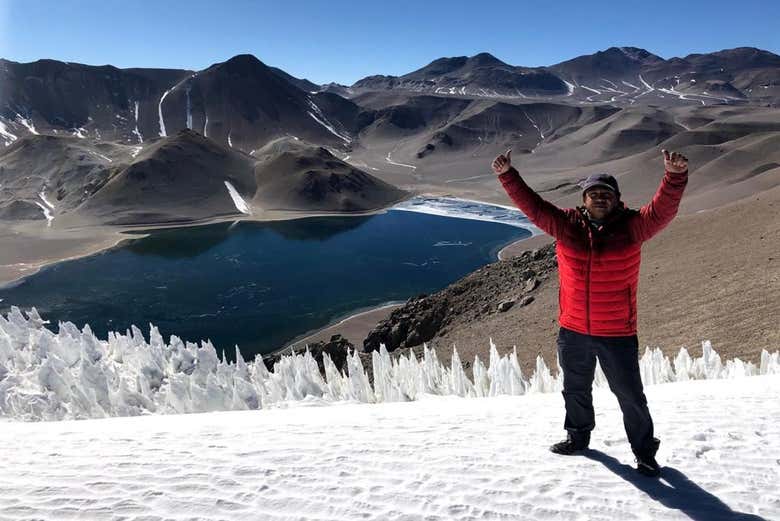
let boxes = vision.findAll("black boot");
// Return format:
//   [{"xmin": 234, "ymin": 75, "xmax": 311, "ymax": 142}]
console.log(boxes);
[
  {"xmin": 550, "ymin": 432, "xmax": 590, "ymax": 455},
  {"xmin": 635, "ymin": 437, "xmax": 661, "ymax": 477}
]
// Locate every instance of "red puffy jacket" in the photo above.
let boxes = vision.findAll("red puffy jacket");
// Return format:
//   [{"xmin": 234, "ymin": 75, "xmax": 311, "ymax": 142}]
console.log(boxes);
[{"xmin": 498, "ymin": 167, "xmax": 688, "ymax": 336}]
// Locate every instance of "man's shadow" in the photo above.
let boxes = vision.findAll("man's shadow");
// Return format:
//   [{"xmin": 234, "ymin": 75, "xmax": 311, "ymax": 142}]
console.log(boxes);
[{"xmin": 583, "ymin": 449, "xmax": 767, "ymax": 521}]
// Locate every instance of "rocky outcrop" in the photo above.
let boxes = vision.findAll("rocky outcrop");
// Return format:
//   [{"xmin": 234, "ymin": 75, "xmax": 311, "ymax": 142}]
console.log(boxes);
[
  {"xmin": 263, "ymin": 334, "xmax": 355, "ymax": 374},
  {"xmin": 363, "ymin": 244, "xmax": 557, "ymax": 353}
]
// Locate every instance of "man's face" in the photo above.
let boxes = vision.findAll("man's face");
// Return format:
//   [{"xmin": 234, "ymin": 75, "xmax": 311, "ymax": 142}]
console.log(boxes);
[{"xmin": 583, "ymin": 187, "xmax": 617, "ymax": 220}]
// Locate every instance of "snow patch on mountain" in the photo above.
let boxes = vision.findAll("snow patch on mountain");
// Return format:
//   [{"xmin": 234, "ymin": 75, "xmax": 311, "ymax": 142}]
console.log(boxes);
[
  {"xmin": 306, "ymin": 98, "xmax": 351, "ymax": 143},
  {"xmin": 622, "ymin": 80, "xmax": 640, "ymax": 91},
  {"xmin": 185, "ymin": 86, "xmax": 193, "ymax": 130},
  {"xmin": 89, "ymin": 151, "xmax": 112, "ymax": 163},
  {"xmin": 33, "ymin": 202, "xmax": 53, "ymax": 226},
  {"xmin": 132, "ymin": 100, "xmax": 143, "ymax": 143},
  {"xmin": 385, "ymin": 150, "xmax": 417, "ymax": 170},
  {"xmin": 158, "ymin": 87, "xmax": 173, "ymax": 137},
  {"xmin": 223, "ymin": 181, "xmax": 251, "ymax": 215},
  {"xmin": 38, "ymin": 191, "xmax": 55, "ymax": 210},
  {"xmin": 15, "ymin": 113, "xmax": 38, "ymax": 135},
  {"xmin": 0, "ymin": 118, "xmax": 18, "ymax": 145},
  {"xmin": 638, "ymin": 74, "xmax": 655, "ymax": 95}
]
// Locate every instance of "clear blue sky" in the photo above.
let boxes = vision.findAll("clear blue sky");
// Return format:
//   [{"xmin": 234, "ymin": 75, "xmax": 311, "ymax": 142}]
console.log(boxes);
[{"xmin": 2, "ymin": 0, "xmax": 778, "ymax": 85}]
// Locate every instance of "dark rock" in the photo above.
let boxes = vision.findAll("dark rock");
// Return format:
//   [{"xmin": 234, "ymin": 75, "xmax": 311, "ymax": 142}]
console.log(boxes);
[
  {"xmin": 364, "ymin": 297, "xmax": 448, "ymax": 352},
  {"xmin": 362, "ymin": 243, "xmax": 557, "ymax": 353},
  {"xmin": 263, "ymin": 335, "xmax": 355, "ymax": 376},
  {"xmin": 416, "ymin": 143, "xmax": 435, "ymax": 158}
]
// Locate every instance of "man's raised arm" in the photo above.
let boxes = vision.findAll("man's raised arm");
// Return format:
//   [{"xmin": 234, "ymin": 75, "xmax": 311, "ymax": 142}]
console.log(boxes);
[
  {"xmin": 630, "ymin": 149, "xmax": 689, "ymax": 243},
  {"xmin": 493, "ymin": 149, "xmax": 569, "ymax": 240}
]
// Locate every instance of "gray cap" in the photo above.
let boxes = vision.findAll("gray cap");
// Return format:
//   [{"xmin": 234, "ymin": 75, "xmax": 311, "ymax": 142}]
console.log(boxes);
[{"xmin": 580, "ymin": 173, "xmax": 620, "ymax": 197}]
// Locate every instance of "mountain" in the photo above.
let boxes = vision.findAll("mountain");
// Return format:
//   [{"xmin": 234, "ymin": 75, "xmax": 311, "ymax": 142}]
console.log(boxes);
[
  {"xmin": 550, "ymin": 46, "xmax": 780, "ymax": 104},
  {"xmin": 353, "ymin": 52, "xmax": 570, "ymax": 97},
  {"xmin": 0, "ymin": 130, "xmax": 408, "ymax": 226},
  {"xmin": 148, "ymin": 54, "xmax": 357, "ymax": 151},
  {"xmin": 0, "ymin": 58, "xmax": 191, "ymax": 144},
  {"xmin": 0, "ymin": 133, "xmax": 135, "ymax": 222},
  {"xmin": 549, "ymin": 46, "xmax": 664, "ymax": 84},
  {"xmin": 76, "ymin": 129, "xmax": 258, "ymax": 225},
  {"xmin": 0, "ymin": 55, "xmax": 360, "ymax": 152},
  {"xmin": 251, "ymin": 137, "xmax": 409, "ymax": 211},
  {"xmin": 350, "ymin": 46, "xmax": 780, "ymax": 106},
  {"xmin": 2, "ymin": 46, "xmax": 779, "ymax": 154}
]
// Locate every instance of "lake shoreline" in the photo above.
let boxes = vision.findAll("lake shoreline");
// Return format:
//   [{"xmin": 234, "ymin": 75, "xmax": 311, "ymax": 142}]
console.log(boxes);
[
  {"xmin": 0, "ymin": 193, "xmax": 533, "ymax": 289},
  {"xmin": 271, "ymin": 231, "xmax": 543, "ymax": 357},
  {"xmin": 1, "ymin": 198, "xmax": 534, "ymax": 360},
  {"xmin": 271, "ymin": 300, "xmax": 408, "ymax": 356},
  {"xmin": 0, "ymin": 205, "xmax": 406, "ymax": 289}
]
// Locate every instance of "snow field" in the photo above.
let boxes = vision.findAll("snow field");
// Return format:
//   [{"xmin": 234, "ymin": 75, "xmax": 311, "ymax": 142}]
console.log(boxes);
[{"xmin": 1, "ymin": 374, "xmax": 778, "ymax": 520}]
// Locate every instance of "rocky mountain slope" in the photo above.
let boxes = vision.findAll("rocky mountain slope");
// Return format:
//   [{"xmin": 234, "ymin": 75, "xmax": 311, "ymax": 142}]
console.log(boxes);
[
  {"xmin": 353, "ymin": 52, "xmax": 569, "ymax": 97},
  {"xmin": 352, "ymin": 46, "xmax": 780, "ymax": 105},
  {"xmin": 0, "ymin": 55, "xmax": 363, "ymax": 151},
  {"xmin": 251, "ymin": 137, "xmax": 408, "ymax": 212},
  {"xmin": 0, "ymin": 130, "xmax": 409, "ymax": 226},
  {"xmin": 3, "ymin": 46, "xmax": 778, "ymax": 152}
]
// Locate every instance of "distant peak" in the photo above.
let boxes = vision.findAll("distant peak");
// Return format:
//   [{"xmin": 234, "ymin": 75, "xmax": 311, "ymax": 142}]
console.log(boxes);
[
  {"xmin": 711, "ymin": 46, "xmax": 776, "ymax": 57},
  {"xmin": 468, "ymin": 52, "xmax": 506, "ymax": 66},
  {"xmin": 612, "ymin": 46, "xmax": 659, "ymax": 62},
  {"xmin": 427, "ymin": 56, "xmax": 469, "ymax": 67},
  {"xmin": 221, "ymin": 54, "xmax": 268, "ymax": 72},
  {"xmin": 618, "ymin": 46, "xmax": 648, "ymax": 54},
  {"xmin": 226, "ymin": 53, "xmax": 261, "ymax": 64}
]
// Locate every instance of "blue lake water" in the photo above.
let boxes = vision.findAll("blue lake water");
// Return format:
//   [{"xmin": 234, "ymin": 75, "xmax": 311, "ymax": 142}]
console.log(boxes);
[{"xmin": 0, "ymin": 199, "xmax": 533, "ymax": 359}]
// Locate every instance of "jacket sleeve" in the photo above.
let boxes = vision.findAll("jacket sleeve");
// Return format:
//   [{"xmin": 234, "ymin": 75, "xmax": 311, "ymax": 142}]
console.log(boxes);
[
  {"xmin": 630, "ymin": 170, "xmax": 688, "ymax": 242},
  {"xmin": 497, "ymin": 167, "xmax": 569, "ymax": 240}
]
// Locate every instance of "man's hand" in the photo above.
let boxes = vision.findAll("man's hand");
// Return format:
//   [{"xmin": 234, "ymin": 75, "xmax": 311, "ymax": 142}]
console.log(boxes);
[
  {"xmin": 492, "ymin": 149, "xmax": 512, "ymax": 175},
  {"xmin": 663, "ymin": 149, "xmax": 688, "ymax": 174}
]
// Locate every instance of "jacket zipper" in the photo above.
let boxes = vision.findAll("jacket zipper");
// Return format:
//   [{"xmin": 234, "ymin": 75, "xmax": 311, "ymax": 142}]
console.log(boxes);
[{"xmin": 586, "ymin": 228, "xmax": 593, "ymax": 334}]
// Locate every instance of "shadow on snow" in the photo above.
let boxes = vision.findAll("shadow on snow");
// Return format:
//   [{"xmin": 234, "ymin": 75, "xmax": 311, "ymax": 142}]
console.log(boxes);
[{"xmin": 583, "ymin": 449, "xmax": 767, "ymax": 521}]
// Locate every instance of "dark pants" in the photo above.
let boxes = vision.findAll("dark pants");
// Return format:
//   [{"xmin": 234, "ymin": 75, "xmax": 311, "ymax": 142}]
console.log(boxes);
[{"xmin": 557, "ymin": 326, "xmax": 655, "ymax": 457}]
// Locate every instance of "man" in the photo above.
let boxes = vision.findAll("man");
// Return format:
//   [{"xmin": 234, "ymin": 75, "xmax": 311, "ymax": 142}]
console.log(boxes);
[{"xmin": 491, "ymin": 149, "xmax": 689, "ymax": 477}]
